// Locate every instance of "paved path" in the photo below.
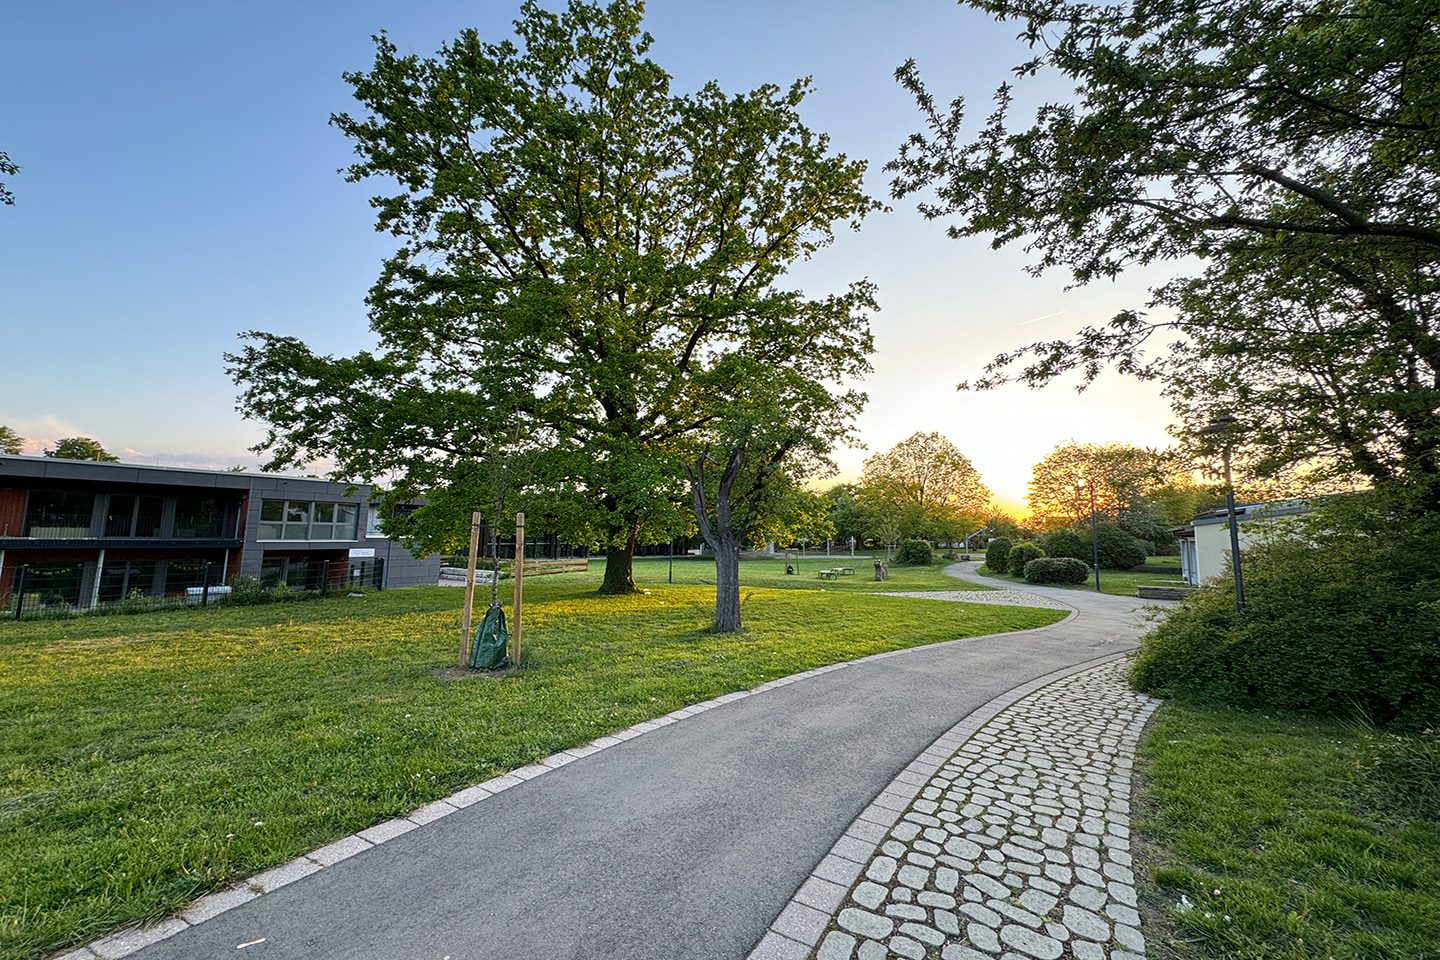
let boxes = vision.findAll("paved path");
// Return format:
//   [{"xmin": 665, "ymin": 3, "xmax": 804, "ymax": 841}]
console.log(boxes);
[{"xmin": 66, "ymin": 564, "xmax": 1164, "ymax": 960}]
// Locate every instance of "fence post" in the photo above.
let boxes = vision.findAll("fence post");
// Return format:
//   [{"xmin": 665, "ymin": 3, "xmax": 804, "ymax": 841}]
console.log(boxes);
[
  {"xmin": 320, "ymin": 560, "xmax": 330, "ymax": 598},
  {"xmin": 512, "ymin": 513, "xmax": 525, "ymax": 665},
  {"xmin": 12, "ymin": 565, "xmax": 27, "ymax": 620},
  {"xmin": 460, "ymin": 511, "xmax": 482, "ymax": 668},
  {"xmin": 375, "ymin": 558, "xmax": 384, "ymax": 591},
  {"xmin": 201, "ymin": 562, "xmax": 212, "ymax": 606}
]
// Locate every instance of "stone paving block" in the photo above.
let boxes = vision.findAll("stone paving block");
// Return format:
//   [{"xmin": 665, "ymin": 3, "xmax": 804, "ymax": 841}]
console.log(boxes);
[
  {"xmin": 773, "ymin": 901, "xmax": 831, "ymax": 946},
  {"xmin": 814, "ymin": 854, "xmax": 865, "ymax": 887},
  {"xmin": 179, "ymin": 884, "xmax": 260, "ymax": 924},
  {"xmin": 539, "ymin": 752, "xmax": 578, "ymax": 768},
  {"xmin": 837, "ymin": 908, "xmax": 893, "ymax": 940},
  {"xmin": 816, "ymin": 931, "xmax": 856, "ymax": 960},
  {"xmin": 250, "ymin": 855, "xmax": 322, "ymax": 892},
  {"xmin": 795, "ymin": 876, "xmax": 849, "ymax": 914},
  {"xmin": 846, "ymin": 819, "xmax": 888, "ymax": 844},
  {"xmin": 357, "ymin": 817, "xmax": 418, "ymax": 844},
  {"xmin": 999, "ymin": 923, "xmax": 1062, "ymax": 960},
  {"xmin": 748, "ymin": 930, "xmax": 811, "ymax": 960},
  {"xmin": 306, "ymin": 834, "xmax": 373, "ymax": 866},
  {"xmin": 851, "ymin": 881, "xmax": 887, "ymax": 910},
  {"xmin": 90, "ymin": 918, "xmax": 189, "ymax": 958},
  {"xmin": 943, "ymin": 945, "xmax": 991, "ymax": 960},
  {"xmin": 508, "ymin": 764, "xmax": 549, "ymax": 780},
  {"xmin": 448, "ymin": 783, "xmax": 495, "ymax": 806},
  {"xmin": 407, "ymin": 798, "xmax": 460, "ymax": 825},
  {"xmin": 888, "ymin": 935, "xmax": 926, "ymax": 959},
  {"xmin": 54, "ymin": 950, "xmax": 98, "ymax": 960}
]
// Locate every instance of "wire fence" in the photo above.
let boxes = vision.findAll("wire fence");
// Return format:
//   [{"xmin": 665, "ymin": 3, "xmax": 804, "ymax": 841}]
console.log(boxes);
[{"xmin": 4, "ymin": 557, "xmax": 387, "ymax": 621}]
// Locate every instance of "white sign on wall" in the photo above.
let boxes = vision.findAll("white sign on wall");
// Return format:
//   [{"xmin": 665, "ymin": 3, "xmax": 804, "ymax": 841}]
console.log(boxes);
[{"xmin": 348, "ymin": 548, "xmax": 376, "ymax": 558}]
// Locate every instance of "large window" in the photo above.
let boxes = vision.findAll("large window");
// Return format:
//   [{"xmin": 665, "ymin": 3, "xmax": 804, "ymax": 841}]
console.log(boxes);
[
  {"xmin": 174, "ymin": 497, "xmax": 226, "ymax": 538},
  {"xmin": 103, "ymin": 495, "xmax": 165, "ymax": 538},
  {"xmin": 257, "ymin": 500, "xmax": 358, "ymax": 541},
  {"xmin": 23, "ymin": 491, "xmax": 95, "ymax": 537}
]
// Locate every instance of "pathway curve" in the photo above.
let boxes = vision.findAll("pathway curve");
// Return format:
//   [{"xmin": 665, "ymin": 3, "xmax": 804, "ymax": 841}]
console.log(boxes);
[{"xmin": 63, "ymin": 565, "xmax": 1163, "ymax": 960}]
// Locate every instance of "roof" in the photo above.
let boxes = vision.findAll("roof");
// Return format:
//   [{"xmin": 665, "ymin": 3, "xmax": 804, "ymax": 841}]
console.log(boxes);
[{"xmin": 0, "ymin": 453, "xmax": 373, "ymax": 499}]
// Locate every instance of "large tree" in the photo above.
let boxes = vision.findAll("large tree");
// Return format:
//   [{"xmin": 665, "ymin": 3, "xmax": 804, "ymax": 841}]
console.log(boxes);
[
  {"xmin": 891, "ymin": 0, "xmax": 1440, "ymax": 509},
  {"xmin": 858, "ymin": 432, "xmax": 991, "ymax": 536},
  {"xmin": 1026, "ymin": 441, "xmax": 1162, "ymax": 528},
  {"xmin": 229, "ymin": 0, "xmax": 879, "ymax": 594},
  {"xmin": 0, "ymin": 426, "xmax": 23, "ymax": 455}
]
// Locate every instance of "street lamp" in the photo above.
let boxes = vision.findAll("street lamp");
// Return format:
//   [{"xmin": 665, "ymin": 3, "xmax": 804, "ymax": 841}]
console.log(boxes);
[
  {"xmin": 1088, "ymin": 482, "xmax": 1101, "ymax": 593},
  {"xmin": 1198, "ymin": 414, "xmax": 1246, "ymax": 614}
]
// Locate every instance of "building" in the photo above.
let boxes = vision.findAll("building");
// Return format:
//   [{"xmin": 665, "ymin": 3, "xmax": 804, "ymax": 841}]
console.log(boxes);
[
  {"xmin": 1173, "ymin": 499, "xmax": 1313, "ymax": 586},
  {"xmin": 0, "ymin": 454, "xmax": 441, "ymax": 611}
]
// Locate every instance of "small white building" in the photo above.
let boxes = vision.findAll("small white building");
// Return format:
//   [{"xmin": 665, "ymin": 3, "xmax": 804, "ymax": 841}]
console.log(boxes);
[{"xmin": 1174, "ymin": 499, "xmax": 1314, "ymax": 586}]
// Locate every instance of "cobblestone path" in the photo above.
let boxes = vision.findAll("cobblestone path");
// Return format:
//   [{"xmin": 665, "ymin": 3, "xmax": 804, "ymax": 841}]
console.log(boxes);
[{"xmin": 751, "ymin": 658, "xmax": 1158, "ymax": 960}]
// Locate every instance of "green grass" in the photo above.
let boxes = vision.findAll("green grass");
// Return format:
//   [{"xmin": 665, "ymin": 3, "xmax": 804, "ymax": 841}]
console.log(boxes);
[
  {"xmin": 0, "ymin": 558, "xmax": 1050, "ymax": 960},
  {"xmin": 977, "ymin": 563, "xmax": 1184, "ymax": 597},
  {"xmin": 1136, "ymin": 699, "xmax": 1440, "ymax": 959}
]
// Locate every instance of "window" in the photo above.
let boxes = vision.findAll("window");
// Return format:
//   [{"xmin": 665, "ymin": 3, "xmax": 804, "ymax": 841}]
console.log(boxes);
[
  {"xmin": 97, "ymin": 561, "xmax": 157, "ymax": 603},
  {"xmin": 174, "ymin": 497, "xmax": 225, "ymax": 538},
  {"xmin": 23, "ymin": 491, "xmax": 95, "ymax": 537},
  {"xmin": 256, "ymin": 500, "xmax": 359, "ymax": 541}
]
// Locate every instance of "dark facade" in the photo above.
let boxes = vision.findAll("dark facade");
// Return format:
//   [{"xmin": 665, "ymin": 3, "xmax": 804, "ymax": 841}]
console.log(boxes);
[{"xmin": 0, "ymin": 454, "xmax": 441, "ymax": 611}]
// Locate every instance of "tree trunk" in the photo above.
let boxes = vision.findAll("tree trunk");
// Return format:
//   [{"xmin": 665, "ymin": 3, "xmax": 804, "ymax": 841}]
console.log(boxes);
[
  {"xmin": 597, "ymin": 533, "xmax": 638, "ymax": 595},
  {"xmin": 712, "ymin": 535, "xmax": 742, "ymax": 633}
]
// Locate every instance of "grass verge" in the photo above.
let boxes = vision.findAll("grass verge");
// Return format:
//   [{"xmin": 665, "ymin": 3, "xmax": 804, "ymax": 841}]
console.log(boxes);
[
  {"xmin": 1134, "ymin": 698, "xmax": 1440, "ymax": 959},
  {"xmin": 0, "ymin": 559, "xmax": 1050, "ymax": 960}
]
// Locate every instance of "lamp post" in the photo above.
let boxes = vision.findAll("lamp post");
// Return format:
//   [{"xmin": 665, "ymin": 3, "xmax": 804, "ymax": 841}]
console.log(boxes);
[{"xmin": 1198, "ymin": 415, "xmax": 1246, "ymax": 614}]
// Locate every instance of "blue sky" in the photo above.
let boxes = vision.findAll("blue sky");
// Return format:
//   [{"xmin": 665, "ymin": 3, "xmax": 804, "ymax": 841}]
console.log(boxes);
[{"xmin": 1, "ymin": 0, "xmax": 1179, "ymax": 513}]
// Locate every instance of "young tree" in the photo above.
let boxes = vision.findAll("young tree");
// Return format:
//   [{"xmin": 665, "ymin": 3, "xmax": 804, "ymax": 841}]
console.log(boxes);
[
  {"xmin": 229, "ymin": 0, "xmax": 880, "ymax": 594},
  {"xmin": 687, "ymin": 366, "xmax": 857, "ymax": 632},
  {"xmin": 892, "ymin": 0, "xmax": 1440, "ymax": 510},
  {"xmin": 44, "ymin": 437, "xmax": 119, "ymax": 462},
  {"xmin": 0, "ymin": 426, "xmax": 23, "ymax": 455}
]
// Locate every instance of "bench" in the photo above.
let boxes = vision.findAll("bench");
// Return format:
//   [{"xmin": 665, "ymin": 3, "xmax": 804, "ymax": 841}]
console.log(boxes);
[{"xmin": 818, "ymin": 569, "xmax": 840, "ymax": 580}]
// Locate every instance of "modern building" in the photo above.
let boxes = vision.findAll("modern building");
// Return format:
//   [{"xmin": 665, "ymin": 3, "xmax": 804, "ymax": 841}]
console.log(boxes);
[
  {"xmin": 0, "ymin": 454, "xmax": 441, "ymax": 612},
  {"xmin": 1173, "ymin": 499, "xmax": 1313, "ymax": 586}
]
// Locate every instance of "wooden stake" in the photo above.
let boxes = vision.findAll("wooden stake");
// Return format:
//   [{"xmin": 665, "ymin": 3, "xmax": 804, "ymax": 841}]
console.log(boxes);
[
  {"xmin": 459, "ymin": 511, "xmax": 482, "ymax": 668},
  {"xmin": 512, "ymin": 512, "xmax": 525, "ymax": 665}
]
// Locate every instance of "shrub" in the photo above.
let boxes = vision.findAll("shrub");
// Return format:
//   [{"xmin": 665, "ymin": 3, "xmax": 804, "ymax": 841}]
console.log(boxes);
[
  {"xmin": 895, "ymin": 539, "xmax": 934, "ymax": 565},
  {"xmin": 1130, "ymin": 495, "xmax": 1440, "ymax": 729},
  {"xmin": 1094, "ymin": 522, "xmax": 1148, "ymax": 570},
  {"xmin": 1024, "ymin": 556, "xmax": 1090, "ymax": 584},
  {"xmin": 1041, "ymin": 529, "xmax": 1090, "ymax": 562},
  {"xmin": 984, "ymin": 537, "xmax": 1013, "ymax": 573},
  {"xmin": 1007, "ymin": 542, "xmax": 1045, "ymax": 576}
]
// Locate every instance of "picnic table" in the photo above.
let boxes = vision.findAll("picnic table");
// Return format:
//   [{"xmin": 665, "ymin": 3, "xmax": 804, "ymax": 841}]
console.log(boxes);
[{"xmin": 818, "ymin": 567, "xmax": 856, "ymax": 580}]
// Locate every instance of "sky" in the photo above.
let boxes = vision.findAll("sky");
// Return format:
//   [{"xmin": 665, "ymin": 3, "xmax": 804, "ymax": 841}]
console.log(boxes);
[{"xmin": 0, "ymin": 0, "xmax": 1184, "ymax": 516}]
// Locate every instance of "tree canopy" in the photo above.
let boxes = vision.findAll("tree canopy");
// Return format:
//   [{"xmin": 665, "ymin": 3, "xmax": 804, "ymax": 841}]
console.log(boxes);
[
  {"xmin": 892, "ymin": 0, "xmax": 1440, "ymax": 510},
  {"xmin": 0, "ymin": 151, "xmax": 16, "ymax": 206},
  {"xmin": 44, "ymin": 437, "xmax": 119, "ymax": 462},
  {"xmin": 228, "ymin": 0, "xmax": 879, "ymax": 595},
  {"xmin": 1026, "ymin": 442, "xmax": 1162, "ymax": 529},
  {"xmin": 858, "ymin": 432, "xmax": 990, "ymax": 543},
  {"xmin": 0, "ymin": 426, "xmax": 23, "ymax": 455}
]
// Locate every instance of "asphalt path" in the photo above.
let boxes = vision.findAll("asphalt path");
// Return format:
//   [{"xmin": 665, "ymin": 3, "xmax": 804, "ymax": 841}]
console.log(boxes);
[{"xmin": 130, "ymin": 563, "xmax": 1162, "ymax": 960}]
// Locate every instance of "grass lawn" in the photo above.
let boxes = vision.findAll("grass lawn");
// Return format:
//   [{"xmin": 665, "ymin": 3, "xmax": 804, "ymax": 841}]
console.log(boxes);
[
  {"xmin": 0, "ymin": 557, "xmax": 1054, "ymax": 960},
  {"xmin": 976, "ymin": 563, "xmax": 1185, "ymax": 597},
  {"xmin": 1135, "ymin": 699, "xmax": 1440, "ymax": 959}
]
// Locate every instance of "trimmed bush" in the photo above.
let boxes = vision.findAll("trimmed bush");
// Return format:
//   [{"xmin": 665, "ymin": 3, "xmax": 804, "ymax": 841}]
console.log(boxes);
[
  {"xmin": 895, "ymin": 539, "xmax": 934, "ymax": 565},
  {"xmin": 984, "ymin": 537, "xmax": 1012, "ymax": 573},
  {"xmin": 1041, "ymin": 529, "xmax": 1090, "ymax": 562},
  {"xmin": 1094, "ymin": 522, "xmax": 1148, "ymax": 570},
  {"xmin": 1024, "ymin": 556, "xmax": 1089, "ymax": 584},
  {"xmin": 1007, "ymin": 542, "xmax": 1045, "ymax": 576}
]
